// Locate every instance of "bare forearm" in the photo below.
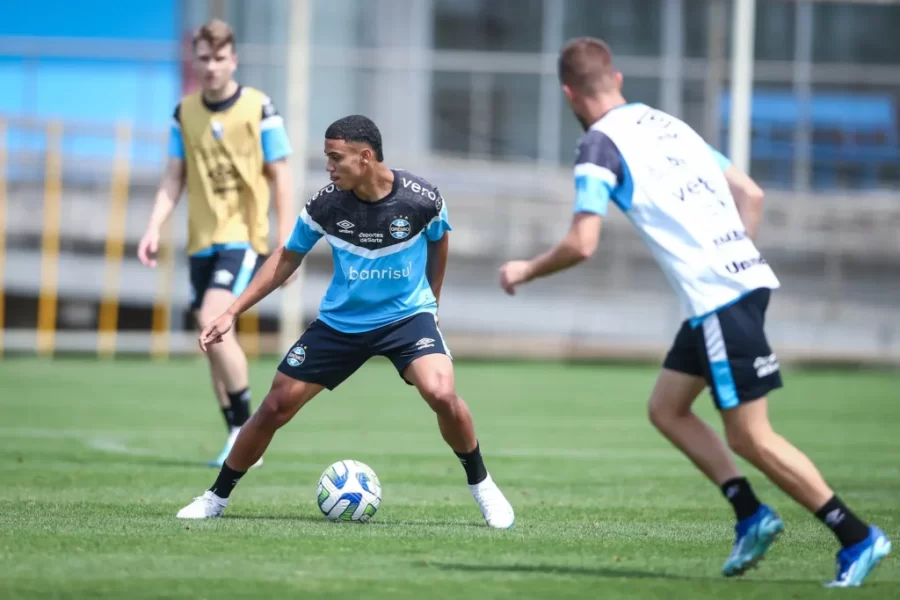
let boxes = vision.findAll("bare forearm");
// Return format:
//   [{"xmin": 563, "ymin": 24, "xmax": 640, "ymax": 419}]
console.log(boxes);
[
  {"xmin": 147, "ymin": 159, "xmax": 185, "ymax": 232},
  {"xmin": 427, "ymin": 237, "xmax": 449, "ymax": 303},
  {"xmin": 735, "ymin": 194, "xmax": 763, "ymax": 241},
  {"xmin": 227, "ymin": 247, "xmax": 303, "ymax": 316},
  {"xmin": 527, "ymin": 241, "xmax": 590, "ymax": 281},
  {"xmin": 268, "ymin": 162, "xmax": 294, "ymax": 246}
]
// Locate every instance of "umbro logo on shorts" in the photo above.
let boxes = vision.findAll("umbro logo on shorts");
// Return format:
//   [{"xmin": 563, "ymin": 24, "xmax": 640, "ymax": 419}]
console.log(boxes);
[
  {"xmin": 753, "ymin": 354, "xmax": 779, "ymax": 378},
  {"xmin": 415, "ymin": 337, "xmax": 435, "ymax": 350}
]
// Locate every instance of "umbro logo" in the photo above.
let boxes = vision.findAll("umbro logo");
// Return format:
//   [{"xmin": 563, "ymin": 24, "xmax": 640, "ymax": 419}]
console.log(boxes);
[
  {"xmin": 415, "ymin": 337, "xmax": 435, "ymax": 350},
  {"xmin": 825, "ymin": 508, "xmax": 845, "ymax": 527},
  {"xmin": 337, "ymin": 220, "xmax": 354, "ymax": 229}
]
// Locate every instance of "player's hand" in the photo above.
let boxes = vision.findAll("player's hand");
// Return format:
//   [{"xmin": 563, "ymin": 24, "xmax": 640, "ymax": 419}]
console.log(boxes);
[
  {"xmin": 137, "ymin": 229, "xmax": 160, "ymax": 267},
  {"xmin": 199, "ymin": 312, "xmax": 236, "ymax": 352},
  {"xmin": 499, "ymin": 260, "xmax": 533, "ymax": 296}
]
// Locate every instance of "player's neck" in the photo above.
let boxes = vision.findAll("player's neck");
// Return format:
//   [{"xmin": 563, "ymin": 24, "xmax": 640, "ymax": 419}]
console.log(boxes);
[
  {"xmin": 202, "ymin": 80, "xmax": 239, "ymax": 103},
  {"xmin": 583, "ymin": 93, "xmax": 628, "ymax": 127},
  {"xmin": 353, "ymin": 167, "xmax": 395, "ymax": 203}
]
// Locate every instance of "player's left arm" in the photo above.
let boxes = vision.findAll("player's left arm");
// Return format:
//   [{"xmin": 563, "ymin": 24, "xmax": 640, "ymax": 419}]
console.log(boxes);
[
  {"xmin": 260, "ymin": 96, "xmax": 294, "ymax": 247},
  {"xmin": 708, "ymin": 144, "xmax": 765, "ymax": 240},
  {"xmin": 426, "ymin": 234, "xmax": 449, "ymax": 306},
  {"xmin": 424, "ymin": 191, "xmax": 452, "ymax": 308},
  {"xmin": 500, "ymin": 130, "xmax": 617, "ymax": 295}
]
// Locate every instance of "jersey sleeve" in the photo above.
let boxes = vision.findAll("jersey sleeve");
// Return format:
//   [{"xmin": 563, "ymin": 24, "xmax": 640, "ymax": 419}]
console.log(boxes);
[
  {"xmin": 573, "ymin": 130, "xmax": 623, "ymax": 217},
  {"xmin": 708, "ymin": 144, "xmax": 732, "ymax": 171},
  {"xmin": 424, "ymin": 191, "xmax": 452, "ymax": 242},
  {"xmin": 285, "ymin": 205, "xmax": 324, "ymax": 253},
  {"xmin": 167, "ymin": 104, "xmax": 185, "ymax": 160},
  {"xmin": 260, "ymin": 96, "xmax": 292, "ymax": 163}
]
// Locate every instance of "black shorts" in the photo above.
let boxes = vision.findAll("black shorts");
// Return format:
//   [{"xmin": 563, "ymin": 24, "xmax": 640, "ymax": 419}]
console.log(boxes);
[
  {"xmin": 277, "ymin": 312, "xmax": 451, "ymax": 390},
  {"xmin": 189, "ymin": 247, "xmax": 266, "ymax": 311},
  {"xmin": 663, "ymin": 288, "xmax": 783, "ymax": 410}
]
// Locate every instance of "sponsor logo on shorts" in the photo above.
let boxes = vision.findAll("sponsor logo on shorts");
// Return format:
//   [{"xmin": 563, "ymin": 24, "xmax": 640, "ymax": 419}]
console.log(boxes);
[
  {"xmin": 415, "ymin": 337, "xmax": 435, "ymax": 350},
  {"xmin": 753, "ymin": 353, "xmax": 779, "ymax": 378},
  {"xmin": 286, "ymin": 345, "xmax": 306, "ymax": 367},
  {"xmin": 390, "ymin": 217, "xmax": 412, "ymax": 240},
  {"xmin": 213, "ymin": 269, "xmax": 234, "ymax": 286}
]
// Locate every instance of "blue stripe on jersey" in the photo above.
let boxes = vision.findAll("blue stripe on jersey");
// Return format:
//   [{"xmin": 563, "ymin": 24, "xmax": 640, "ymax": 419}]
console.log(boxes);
[
  {"xmin": 612, "ymin": 155, "xmax": 635, "ymax": 212},
  {"xmin": 424, "ymin": 202, "xmax": 452, "ymax": 241},
  {"xmin": 167, "ymin": 121, "xmax": 184, "ymax": 159},
  {"xmin": 574, "ymin": 174, "xmax": 612, "ymax": 216},
  {"xmin": 708, "ymin": 144, "xmax": 732, "ymax": 171},
  {"xmin": 261, "ymin": 121, "xmax": 292, "ymax": 163},
  {"xmin": 285, "ymin": 210, "xmax": 324, "ymax": 253}
]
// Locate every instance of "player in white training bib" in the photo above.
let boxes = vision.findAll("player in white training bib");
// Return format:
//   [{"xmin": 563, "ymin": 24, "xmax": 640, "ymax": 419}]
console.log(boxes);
[{"xmin": 499, "ymin": 37, "xmax": 889, "ymax": 587}]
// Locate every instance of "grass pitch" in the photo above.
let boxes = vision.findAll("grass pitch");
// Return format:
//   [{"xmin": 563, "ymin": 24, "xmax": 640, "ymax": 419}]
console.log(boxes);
[{"xmin": 1, "ymin": 357, "xmax": 897, "ymax": 598}]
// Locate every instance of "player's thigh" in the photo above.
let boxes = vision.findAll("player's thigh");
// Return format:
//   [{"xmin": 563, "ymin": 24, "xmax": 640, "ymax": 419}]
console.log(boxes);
[
  {"xmin": 375, "ymin": 313, "xmax": 452, "ymax": 386},
  {"xmin": 261, "ymin": 370, "xmax": 326, "ymax": 421},
  {"xmin": 653, "ymin": 321, "xmax": 707, "ymax": 417},
  {"xmin": 404, "ymin": 353, "xmax": 457, "ymax": 408},
  {"xmin": 276, "ymin": 320, "xmax": 369, "ymax": 391},
  {"xmin": 195, "ymin": 287, "xmax": 237, "ymax": 329},
  {"xmin": 720, "ymin": 394, "xmax": 775, "ymax": 449},
  {"xmin": 698, "ymin": 289, "xmax": 783, "ymax": 412},
  {"xmin": 648, "ymin": 368, "xmax": 707, "ymax": 420}
]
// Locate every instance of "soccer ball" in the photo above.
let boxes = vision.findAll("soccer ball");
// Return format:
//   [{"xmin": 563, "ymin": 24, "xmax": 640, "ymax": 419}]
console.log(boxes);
[{"xmin": 316, "ymin": 459, "xmax": 382, "ymax": 522}]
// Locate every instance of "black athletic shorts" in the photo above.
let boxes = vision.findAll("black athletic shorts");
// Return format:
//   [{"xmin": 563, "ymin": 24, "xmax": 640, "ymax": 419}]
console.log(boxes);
[
  {"xmin": 277, "ymin": 312, "xmax": 451, "ymax": 390},
  {"xmin": 189, "ymin": 247, "xmax": 266, "ymax": 311},
  {"xmin": 663, "ymin": 288, "xmax": 782, "ymax": 410}
]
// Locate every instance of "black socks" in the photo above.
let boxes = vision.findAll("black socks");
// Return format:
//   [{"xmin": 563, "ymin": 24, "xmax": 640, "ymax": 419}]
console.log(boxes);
[
  {"xmin": 455, "ymin": 442, "xmax": 488, "ymax": 485},
  {"xmin": 721, "ymin": 477, "xmax": 762, "ymax": 521},
  {"xmin": 222, "ymin": 388, "xmax": 251, "ymax": 430},
  {"xmin": 815, "ymin": 495, "xmax": 870, "ymax": 548},
  {"xmin": 210, "ymin": 463, "xmax": 246, "ymax": 499}
]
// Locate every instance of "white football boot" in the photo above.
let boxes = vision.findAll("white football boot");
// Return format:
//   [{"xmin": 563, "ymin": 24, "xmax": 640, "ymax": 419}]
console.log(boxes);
[
  {"xmin": 176, "ymin": 490, "xmax": 228, "ymax": 519},
  {"xmin": 469, "ymin": 473, "xmax": 515, "ymax": 529}
]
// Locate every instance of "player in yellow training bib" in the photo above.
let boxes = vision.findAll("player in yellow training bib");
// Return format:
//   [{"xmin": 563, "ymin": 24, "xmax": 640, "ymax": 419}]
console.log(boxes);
[{"xmin": 138, "ymin": 19, "xmax": 294, "ymax": 468}]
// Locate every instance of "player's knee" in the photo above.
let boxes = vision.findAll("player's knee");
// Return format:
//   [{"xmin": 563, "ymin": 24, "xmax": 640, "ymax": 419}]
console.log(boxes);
[
  {"xmin": 257, "ymin": 389, "xmax": 295, "ymax": 429},
  {"xmin": 647, "ymin": 396, "xmax": 682, "ymax": 431},
  {"xmin": 725, "ymin": 424, "xmax": 773, "ymax": 462},
  {"xmin": 419, "ymin": 379, "xmax": 458, "ymax": 416}
]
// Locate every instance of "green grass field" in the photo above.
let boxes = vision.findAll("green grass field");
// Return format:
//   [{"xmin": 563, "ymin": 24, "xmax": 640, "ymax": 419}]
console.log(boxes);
[{"xmin": 1, "ymin": 357, "xmax": 897, "ymax": 599}]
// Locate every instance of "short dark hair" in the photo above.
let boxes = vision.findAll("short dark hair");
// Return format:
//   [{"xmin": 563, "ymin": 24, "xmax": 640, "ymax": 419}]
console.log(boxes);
[
  {"xmin": 325, "ymin": 115, "xmax": 384, "ymax": 161},
  {"xmin": 558, "ymin": 37, "xmax": 616, "ymax": 94},
  {"xmin": 193, "ymin": 19, "xmax": 235, "ymax": 53}
]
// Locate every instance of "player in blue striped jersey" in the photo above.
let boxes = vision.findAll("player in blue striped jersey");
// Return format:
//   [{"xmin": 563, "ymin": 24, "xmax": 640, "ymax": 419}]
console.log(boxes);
[{"xmin": 176, "ymin": 115, "xmax": 514, "ymax": 529}]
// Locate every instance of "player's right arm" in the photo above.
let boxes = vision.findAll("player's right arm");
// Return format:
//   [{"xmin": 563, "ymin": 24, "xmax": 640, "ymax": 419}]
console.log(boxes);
[
  {"xmin": 138, "ymin": 108, "xmax": 187, "ymax": 267},
  {"xmin": 499, "ymin": 130, "xmax": 615, "ymax": 295},
  {"xmin": 199, "ymin": 203, "xmax": 324, "ymax": 351},
  {"xmin": 709, "ymin": 146, "xmax": 765, "ymax": 241}
]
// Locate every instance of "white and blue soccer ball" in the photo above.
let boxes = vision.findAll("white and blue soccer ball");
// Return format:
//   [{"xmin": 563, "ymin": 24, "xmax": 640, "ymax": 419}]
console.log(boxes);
[{"xmin": 316, "ymin": 459, "xmax": 382, "ymax": 522}]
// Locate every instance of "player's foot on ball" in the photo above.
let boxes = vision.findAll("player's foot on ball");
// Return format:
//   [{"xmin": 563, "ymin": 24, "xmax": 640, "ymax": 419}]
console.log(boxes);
[
  {"xmin": 825, "ymin": 525, "xmax": 891, "ymax": 588},
  {"xmin": 722, "ymin": 504, "xmax": 784, "ymax": 577},
  {"xmin": 207, "ymin": 428, "xmax": 263, "ymax": 469},
  {"xmin": 176, "ymin": 490, "xmax": 228, "ymax": 519},
  {"xmin": 469, "ymin": 473, "xmax": 515, "ymax": 529}
]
